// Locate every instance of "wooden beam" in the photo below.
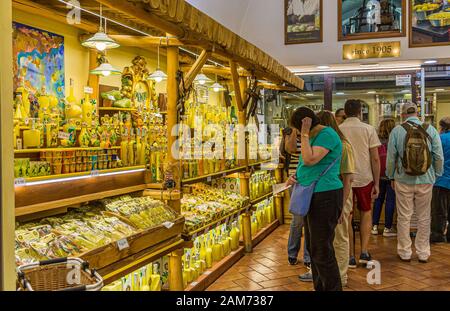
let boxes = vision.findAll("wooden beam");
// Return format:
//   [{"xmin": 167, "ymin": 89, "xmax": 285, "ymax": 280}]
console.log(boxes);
[
  {"xmin": 108, "ymin": 35, "xmax": 184, "ymax": 47},
  {"xmin": 183, "ymin": 50, "xmax": 210, "ymax": 90},
  {"xmin": 258, "ymin": 83, "xmax": 297, "ymax": 92},
  {"xmin": 95, "ymin": 0, "xmax": 185, "ymax": 38},
  {"xmin": 230, "ymin": 60, "xmax": 244, "ymax": 112}
]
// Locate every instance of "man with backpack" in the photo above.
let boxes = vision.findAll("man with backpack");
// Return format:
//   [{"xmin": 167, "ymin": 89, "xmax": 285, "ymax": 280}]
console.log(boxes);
[{"xmin": 386, "ymin": 103, "xmax": 444, "ymax": 263}]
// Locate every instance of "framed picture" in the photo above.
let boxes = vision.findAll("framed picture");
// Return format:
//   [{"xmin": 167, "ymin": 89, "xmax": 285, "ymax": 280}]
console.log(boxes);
[
  {"xmin": 409, "ymin": 0, "xmax": 450, "ymax": 48},
  {"xmin": 285, "ymin": 0, "xmax": 323, "ymax": 44},
  {"xmin": 338, "ymin": 0, "xmax": 406, "ymax": 41}
]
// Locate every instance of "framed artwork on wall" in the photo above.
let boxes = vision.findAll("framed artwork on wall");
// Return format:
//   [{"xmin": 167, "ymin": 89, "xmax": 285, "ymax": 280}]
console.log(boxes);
[
  {"xmin": 285, "ymin": 0, "xmax": 323, "ymax": 44},
  {"xmin": 409, "ymin": 0, "xmax": 450, "ymax": 48},
  {"xmin": 338, "ymin": 0, "xmax": 406, "ymax": 41}
]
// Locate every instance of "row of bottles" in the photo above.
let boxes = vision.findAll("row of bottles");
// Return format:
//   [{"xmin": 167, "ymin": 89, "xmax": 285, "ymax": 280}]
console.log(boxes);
[
  {"xmin": 102, "ymin": 258, "xmax": 168, "ymax": 291},
  {"xmin": 249, "ymin": 171, "xmax": 275, "ymax": 200},
  {"xmin": 182, "ymin": 222, "xmax": 241, "ymax": 288},
  {"xmin": 250, "ymin": 198, "xmax": 276, "ymax": 236}
]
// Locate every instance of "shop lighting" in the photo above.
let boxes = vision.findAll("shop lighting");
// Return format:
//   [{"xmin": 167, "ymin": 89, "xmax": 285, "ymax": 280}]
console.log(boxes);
[
  {"xmin": 367, "ymin": 91, "xmax": 377, "ymax": 94},
  {"xmin": 335, "ymin": 92, "xmax": 345, "ymax": 95},
  {"xmin": 305, "ymin": 93, "xmax": 314, "ymax": 96},
  {"xmin": 15, "ymin": 168, "xmax": 146, "ymax": 187},
  {"xmin": 194, "ymin": 73, "xmax": 213, "ymax": 85},
  {"xmin": 90, "ymin": 62, "xmax": 121, "ymax": 77},
  {"xmin": 148, "ymin": 44, "xmax": 167, "ymax": 83},
  {"xmin": 435, "ymin": 88, "xmax": 445, "ymax": 92},
  {"xmin": 424, "ymin": 60, "xmax": 438, "ymax": 64},
  {"xmin": 293, "ymin": 66, "xmax": 422, "ymax": 76},
  {"xmin": 317, "ymin": 65, "xmax": 330, "ymax": 70},
  {"xmin": 210, "ymin": 82, "xmax": 225, "ymax": 92},
  {"xmin": 81, "ymin": 5, "xmax": 120, "ymax": 51},
  {"xmin": 401, "ymin": 90, "xmax": 411, "ymax": 93}
]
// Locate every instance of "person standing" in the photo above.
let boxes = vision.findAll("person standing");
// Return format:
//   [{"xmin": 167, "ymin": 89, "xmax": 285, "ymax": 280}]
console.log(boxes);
[
  {"xmin": 335, "ymin": 108, "xmax": 347, "ymax": 126},
  {"xmin": 340, "ymin": 99, "xmax": 381, "ymax": 267},
  {"xmin": 317, "ymin": 111, "xmax": 355, "ymax": 287},
  {"xmin": 372, "ymin": 119, "xmax": 397, "ymax": 237},
  {"xmin": 366, "ymin": 0, "xmax": 381, "ymax": 32},
  {"xmin": 283, "ymin": 127, "xmax": 311, "ymax": 267},
  {"xmin": 387, "ymin": 103, "xmax": 443, "ymax": 262},
  {"xmin": 286, "ymin": 107, "xmax": 343, "ymax": 291},
  {"xmin": 431, "ymin": 117, "xmax": 450, "ymax": 243}
]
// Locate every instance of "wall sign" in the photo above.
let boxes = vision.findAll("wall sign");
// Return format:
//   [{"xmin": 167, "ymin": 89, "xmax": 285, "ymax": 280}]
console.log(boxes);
[
  {"xmin": 396, "ymin": 74, "xmax": 412, "ymax": 86},
  {"xmin": 343, "ymin": 41, "xmax": 401, "ymax": 60}
]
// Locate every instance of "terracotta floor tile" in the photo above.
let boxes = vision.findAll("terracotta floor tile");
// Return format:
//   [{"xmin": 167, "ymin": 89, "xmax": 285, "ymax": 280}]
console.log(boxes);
[
  {"xmin": 225, "ymin": 286, "xmax": 246, "ymax": 291},
  {"xmin": 254, "ymin": 257, "xmax": 281, "ymax": 268},
  {"xmin": 240, "ymin": 271, "xmax": 270, "ymax": 283},
  {"xmin": 258, "ymin": 286, "xmax": 289, "ymax": 291},
  {"xmin": 258, "ymin": 277, "xmax": 295, "ymax": 288},
  {"xmin": 247, "ymin": 263, "xmax": 275, "ymax": 274},
  {"xmin": 206, "ymin": 280, "xmax": 239, "ymax": 291},
  {"xmin": 214, "ymin": 272, "xmax": 247, "ymax": 283},
  {"xmin": 283, "ymin": 283, "xmax": 313, "ymax": 291},
  {"xmin": 233, "ymin": 278, "xmax": 263, "ymax": 290},
  {"xmin": 265, "ymin": 269, "xmax": 303, "ymax": 280}
]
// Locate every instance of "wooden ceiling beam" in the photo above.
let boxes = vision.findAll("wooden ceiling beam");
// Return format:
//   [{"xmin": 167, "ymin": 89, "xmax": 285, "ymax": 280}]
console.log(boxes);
[
  {"xmin": 183, "ymin": 49, "xmax": 210, "ymax": 90},
  {"xmin": 108, "ymin": 35, "xmax": 184, "ymax": 47},
  {"xmin": 230, "ymin": 60, "xmax": 244, "ymax": 112}
]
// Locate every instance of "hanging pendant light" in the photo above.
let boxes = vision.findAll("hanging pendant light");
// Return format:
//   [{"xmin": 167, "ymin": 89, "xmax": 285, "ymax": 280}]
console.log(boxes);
[
  {"xmin": 82, "ymin": 5, "xmax": 120, "ymax": 51},
  {"xmin": 90, "ymin": 56, "xmax": 121, "ymax": 77},
  {"xmin": 209, "ymin": 74, "xmax": 224, "ymax": 92},
  {"xmin": 148, "ymin": 43, "xmax": 167, "ymax": 83},
  {"xmin": 194, "ymin": 73, "xmax": 213, "ymax": 85}
]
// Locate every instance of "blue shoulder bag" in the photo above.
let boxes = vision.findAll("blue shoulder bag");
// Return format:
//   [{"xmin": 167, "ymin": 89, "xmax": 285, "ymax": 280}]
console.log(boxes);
[{"xmin": 289, "ymin": 157, "xmax": 339, "ymax": 217}]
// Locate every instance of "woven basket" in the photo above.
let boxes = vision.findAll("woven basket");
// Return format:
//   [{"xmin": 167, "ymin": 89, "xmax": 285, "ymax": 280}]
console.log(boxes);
[{"xmin": 17, "ymin": 258, "xmax": 103, "ymax": 291}]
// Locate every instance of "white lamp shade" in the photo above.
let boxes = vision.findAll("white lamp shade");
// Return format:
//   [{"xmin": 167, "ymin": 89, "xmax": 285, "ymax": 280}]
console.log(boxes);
[
  {"xmin": 194, "ymin": 73, "xmax": 213, "ymax": 85},
  {"xmin": 90, "ymin": 62, "xmax": 121, "ymax": 76},
  {"xmin": 148, "ymin": 69, "xmax": 168, "ymax": 83},
  {"xmin": 82, "ymin": 31, "xmax": 120, "ymax": 51},
  {"xmin": 210, "ymin": 82, "xmax": 225, "ymax": 92}
]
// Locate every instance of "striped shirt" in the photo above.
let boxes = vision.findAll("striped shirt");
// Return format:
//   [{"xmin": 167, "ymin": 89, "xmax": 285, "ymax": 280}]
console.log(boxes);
[{"xmin": 288, "ymin": 139, "xmax": 301, "ymax": 176}]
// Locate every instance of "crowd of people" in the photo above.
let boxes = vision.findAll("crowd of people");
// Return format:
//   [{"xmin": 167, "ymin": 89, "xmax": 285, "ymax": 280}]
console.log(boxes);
[{"xmin": 283, "ymin": 99, "xmax": 450, "ymax": 291}]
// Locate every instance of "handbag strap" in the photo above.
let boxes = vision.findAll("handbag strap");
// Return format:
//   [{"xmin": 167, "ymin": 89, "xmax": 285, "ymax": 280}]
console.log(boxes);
[{"xmin": 314, "ymin": 156, "xmax": 339, "ymax": 183}]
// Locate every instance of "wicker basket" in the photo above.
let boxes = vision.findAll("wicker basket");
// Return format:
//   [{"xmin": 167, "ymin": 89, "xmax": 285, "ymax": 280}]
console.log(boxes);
[{"xmin": 17, "ymin": 258, "xmax": 103, "ymax": 291}]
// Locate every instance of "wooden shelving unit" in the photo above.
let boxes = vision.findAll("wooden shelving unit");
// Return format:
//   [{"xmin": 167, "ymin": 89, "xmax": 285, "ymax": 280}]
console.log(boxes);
[
  {"xmin": 15, "ymin": 146, "xmax": 121, "ymax": 154},
  {"xmin": 250, "ymin": 191, "xmax": 273, "ymax": 206},
  {"xmin": 182, "ymin": 205, "xmax": 251, "ymax": 241},
  {"xmin": 98, "ymin": 107, "xmax": 137, "ymax": 112},
  {"xmin": 181, "ymin": 166, "xmax": 247, "ymax": 185}
]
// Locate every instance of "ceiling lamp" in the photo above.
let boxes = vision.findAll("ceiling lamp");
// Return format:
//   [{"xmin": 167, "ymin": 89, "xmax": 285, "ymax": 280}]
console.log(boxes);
[
  {"xmin": 209, "ymin": 74, "xmax": 225, "ymax": 92},
  {"xmin": 81, "ymin": 5, "xmax": 119, "ymax": 51},
  {"xmin": 194, "ymin": 73, "xmax": 213, "ymax": 85},
  {"xmin": 90, "ymin": 61, "xmax": 121, "ymax": 77},
  {"xmin": 148, "ymin": 43, "xmax": 167, "ymax": 83}
]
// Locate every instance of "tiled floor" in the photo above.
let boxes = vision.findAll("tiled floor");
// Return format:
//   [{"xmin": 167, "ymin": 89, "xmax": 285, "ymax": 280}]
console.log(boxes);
[{"xmin": 207, "ymin": 224, "xmax": 450, "ymax": 291}]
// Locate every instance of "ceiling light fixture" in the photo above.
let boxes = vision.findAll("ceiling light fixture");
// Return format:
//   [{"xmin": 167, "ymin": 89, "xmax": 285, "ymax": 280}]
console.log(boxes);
[
  {"xmin": 367, "ymin": 91, "xmax": 377, "ymax": 94},
  {"xmin": 435, "ymin": 88, "xmax": 445, "ymax": 92},
  {"xmin": 90, "ymin": 61, "xmax": 121, "ymax": 77},
  {"xmin": 194, "ymin": 73, "xmax": 213, "ymax": 85},
  {"xmin": 209, "ymin": 74, "xmax": 225, "ymax": 92},
  {"xmin": 148, "ymin": 43, "xmax": 167, "ymax": 83},
  {"xmin": 401, "ymin": 89, "xmax": 411, "ymax": 93},
  {"xmin": 424, "ymin": 60, "xmax": 438, "ymax": 65},
  {"xmin": 335, "ymin": 92, "xmax": 345, "ymax": 95},
  {"xmin": 81, "ymin": 5, "xmax": 120, "ymax": 51},
  {"xmin": 305, "ymin": 93, "xmax": 314, "ymax": 96}
]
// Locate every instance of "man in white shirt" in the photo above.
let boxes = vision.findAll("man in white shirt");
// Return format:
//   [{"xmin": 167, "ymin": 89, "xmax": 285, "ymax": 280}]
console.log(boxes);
[
  {"xmin": 366, "ymin": 0, "xmax": 381, "ymax": 32},
  {"xmin": 287, "ymin": 0, "xmax": 320, "ymax": 24},
  {"xmin": 340, "ymin": 99, "xmax": 381, "ymax": 268}
]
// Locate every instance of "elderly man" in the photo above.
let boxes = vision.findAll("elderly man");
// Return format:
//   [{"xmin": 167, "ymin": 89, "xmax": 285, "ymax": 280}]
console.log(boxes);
[{"xmin": 287, "ymin": 0, "xmax": 320, "ymax": 24}]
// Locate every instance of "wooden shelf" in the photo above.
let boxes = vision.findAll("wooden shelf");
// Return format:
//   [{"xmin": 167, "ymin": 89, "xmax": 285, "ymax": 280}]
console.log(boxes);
[
  {"xmin": 239, "ymin": 220, "xmax": 279, "ymax": 248},
  {"xmin": 100, "ymin": 237, "xmax": 185, "ymax": 286},
  {"xmin": 248, "ymin": 160, "xmax": 272, "ymax": 168},
  {"xmin": 16, "ymin": 165, "xmax": 146, "ymax": 184},
  {"xmin": 182, "ymin": 204, "xmax": 251, "ymax": 240},
  {"xmin": 185, "ymin": 246, "xmax": 245, "ymax": 291},
  {"xmin": 181, "ymin": 166, "xmax": 247, "ymax": 185},
  {"xmin": 15, "ymin": 146, "xmax": 121, "ymax": 154},
  {"xmin": 98, "ymin": 107, "xmax": 137, "ymax": 112},
  {"xmin": 250, "ymin": 192, "xmax": 273, "ymax": 206}
]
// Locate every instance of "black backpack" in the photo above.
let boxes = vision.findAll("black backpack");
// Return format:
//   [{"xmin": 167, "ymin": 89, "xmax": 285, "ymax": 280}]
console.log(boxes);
[{"xmin": 401, "ymin": 121, "xmax": 432, "ymax": 176}]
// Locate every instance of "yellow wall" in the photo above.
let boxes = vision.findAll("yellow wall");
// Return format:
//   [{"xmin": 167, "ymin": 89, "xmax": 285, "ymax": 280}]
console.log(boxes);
[{"xmin": 13, "ymin": 9, "xmax": 167, "ymax": 101}]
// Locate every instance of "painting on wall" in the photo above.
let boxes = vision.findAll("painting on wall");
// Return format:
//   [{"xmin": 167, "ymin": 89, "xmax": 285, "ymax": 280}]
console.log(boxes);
[
  {"xmin": 410, "ymin": 0, "xmax": 450, "ymax": 48},
  {"xmin": 13, "ymin": 22, "xmax": 65, "ymax": 99},
  {"xmin": 285, "ymin": 0, "xmax": 323, "ymax": 44},
  {"xmin": 338, "ymin": 0, "xmax": 406, "ymax": 41}
]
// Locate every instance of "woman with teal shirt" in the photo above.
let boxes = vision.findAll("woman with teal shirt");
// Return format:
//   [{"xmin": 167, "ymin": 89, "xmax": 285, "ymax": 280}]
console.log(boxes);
[{"xmin": 287, "ymin": 107, "xmax": 343, "ymax": 291}]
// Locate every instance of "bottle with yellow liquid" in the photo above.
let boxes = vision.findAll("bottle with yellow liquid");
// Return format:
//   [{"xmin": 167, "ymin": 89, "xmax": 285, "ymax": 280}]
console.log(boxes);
[
  {"xmin": 23, "ymin": 118, "xmax": 41, "ymax": 149},
  {"xmin": 150, "ymin": 263, "xmax": 162, "ymax": 291},
  {"xmin": 251, "ymin": 214, "xmax": 258, "ymax": 236},
  {"xmin": 230, "ymin": 221, "xmax": 240, "ymax": 251},
  {"xmin": 81, "ymin": 91, "xmax": 93, "ymax": 125},
  {"xmin": 120, "ymin": 130, "xmax": 129, "ymax": 167}
]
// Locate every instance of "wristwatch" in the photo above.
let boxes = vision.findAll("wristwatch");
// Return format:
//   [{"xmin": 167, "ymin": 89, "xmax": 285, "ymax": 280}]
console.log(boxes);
[{"xmin": 301, "ymin": 133, "xmax": 309, "ymax": 138}]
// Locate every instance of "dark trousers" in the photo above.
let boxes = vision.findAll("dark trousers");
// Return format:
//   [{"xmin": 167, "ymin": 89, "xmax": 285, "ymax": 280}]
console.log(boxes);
[
  {"xmin": 431, "ymin": 186, "xmax": 450, "ymax": 242},
  {"xmin": 373, "ymin": 179, "xmax": 396, "ymax": 228},
  {"xmin": 304, "ymin": 188, "xmax": 343, "ymax": 291}
]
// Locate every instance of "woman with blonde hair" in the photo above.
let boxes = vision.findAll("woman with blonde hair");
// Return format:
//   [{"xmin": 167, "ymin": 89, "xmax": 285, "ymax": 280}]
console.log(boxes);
[{"xmin": 372, "ymin": 118, "xmax": 397, "ymax": 237}]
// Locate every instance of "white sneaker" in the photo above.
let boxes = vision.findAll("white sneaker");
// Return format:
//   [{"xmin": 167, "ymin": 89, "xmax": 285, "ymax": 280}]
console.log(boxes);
[
  {"xmin": 371, "ymin": 225, "xmax": 379, "ymax": 235},
  {"xmin": 383, "ymin": 227, "xmax": 397, "ymax": 237}
]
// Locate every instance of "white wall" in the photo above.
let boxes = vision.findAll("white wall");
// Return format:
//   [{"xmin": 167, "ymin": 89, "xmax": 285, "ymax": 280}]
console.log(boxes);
[{"xmin": 188, "ymin": 0, "xmax": 450, "ymax": 67}]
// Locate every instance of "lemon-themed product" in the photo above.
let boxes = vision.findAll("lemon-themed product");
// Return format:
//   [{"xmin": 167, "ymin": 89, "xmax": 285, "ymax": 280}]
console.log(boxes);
[{"xmin": 23, "ymin": 118, "xmax": 41, "ymax": 149}]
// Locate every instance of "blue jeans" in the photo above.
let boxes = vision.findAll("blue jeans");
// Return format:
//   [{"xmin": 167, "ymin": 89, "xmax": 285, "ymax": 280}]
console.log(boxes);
[
  {"xmin": 288, "ymin": 214, "xmax": 311, "ymax": 264},
  {"xmin": 373, "ymin": 179, "xmax": 396, "ymax": 229}
]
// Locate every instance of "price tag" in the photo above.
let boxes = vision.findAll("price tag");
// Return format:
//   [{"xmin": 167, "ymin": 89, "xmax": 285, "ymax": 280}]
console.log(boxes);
[
  {"xmin": 91, "ymin": 170, "xmax": 99, "ymax": 177},
  {"xmin": 206, "ymin": 176, "xmax": 212, "ymax": 182},
  {"xmin": 14, "ymin": 178, "xmax": 26, "ymax": 186},
  {"xmin": 24, "ymin": 118, "xmax": 30, "ymax": 125},
  {"xmin": 107, "ymin": 95, "xmax": 115, "ymax": 101},
  {"xmin": 162, "ymin": 221, "xmax": 174, "ymax": 229},
  {"xmin": 84, "ymin": 86, "xmax": 94, "ymax": 94},
  {"xmin": 117, "ymin": 238, "xmax": 129, "ymax": 251},
  {"xmin": 58, "ymin": 132, "xmax": 71, "ymax": 140}
]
